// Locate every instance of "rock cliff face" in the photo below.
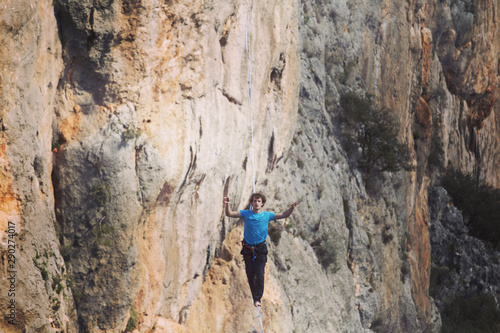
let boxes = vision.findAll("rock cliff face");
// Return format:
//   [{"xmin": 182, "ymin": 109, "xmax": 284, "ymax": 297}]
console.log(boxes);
[
  {"xmin": 0, "ymin": 0, "xmax": 499, "ymax": 332},
  {"xmin": 428, "ymin": 187, "xmax": 500, "ymax": 331}
]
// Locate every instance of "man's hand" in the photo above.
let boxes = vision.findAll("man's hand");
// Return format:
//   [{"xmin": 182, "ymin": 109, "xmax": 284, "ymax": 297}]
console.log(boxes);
[
  {"xmin": 224, "ymin": 197, "xmax": 240, "ymax": 218},
  {"xmin": 275, "ymin": 202, "xmax": 299, "ymax": 220}
]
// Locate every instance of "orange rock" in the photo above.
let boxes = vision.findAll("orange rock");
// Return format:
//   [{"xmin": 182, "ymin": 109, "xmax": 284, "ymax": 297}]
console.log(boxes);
[
  {"xmin": 59, "ymin": 110, "xmax": 82, "ymax": 142},
  {"xmin": 415, "ymin": 97, "xmax": 432, "ymax": 129},
  {"xmin": 409, "ymin": 187, "xmax": 432, "ymax": 323},
  {"xmin": 0, "ymin": 139, "xmax": 22, "ymax": 244},
  {"xmin": 420, "ymin": 27, "xmax": 432, "ymax": 100}
]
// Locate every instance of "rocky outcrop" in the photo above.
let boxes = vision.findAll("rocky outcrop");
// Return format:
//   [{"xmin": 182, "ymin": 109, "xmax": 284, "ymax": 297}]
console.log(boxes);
[
  {"xmin": 0, "ymin": 0, "xmax": 499, "ymax": 332},
  {"xmin": 428, "ymin": 187, "xmax": 500, "ymax": 330}
]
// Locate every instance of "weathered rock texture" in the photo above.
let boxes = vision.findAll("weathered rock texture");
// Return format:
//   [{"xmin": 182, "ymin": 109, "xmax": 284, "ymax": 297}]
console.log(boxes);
[
  {"xmin": 0, "ymin": 0, "xmax": 499, "ymax": 332},
  {"xmin": 429, "ymin": 186, "xmax": 500, "ymax": 306}
]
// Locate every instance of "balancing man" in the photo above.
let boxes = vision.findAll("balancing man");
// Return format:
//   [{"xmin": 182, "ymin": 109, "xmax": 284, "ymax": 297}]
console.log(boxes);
[{"xmin": 223, "ymin": 193, "xmax": 299, "ymax": 307}]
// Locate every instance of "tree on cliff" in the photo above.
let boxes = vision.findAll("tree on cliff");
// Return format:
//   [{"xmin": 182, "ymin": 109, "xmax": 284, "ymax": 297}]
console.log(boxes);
[
  {"xmin": 339, "ymin": 91, "xmax": 412, "ymax": 174},
  {"xmin": 441, "ymin": 168, "xmax": 500, "ymax": 249}
]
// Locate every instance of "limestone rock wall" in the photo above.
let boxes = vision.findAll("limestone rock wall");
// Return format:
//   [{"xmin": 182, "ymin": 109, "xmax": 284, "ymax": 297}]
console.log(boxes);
[
  {"xmin": 0, "ymin": 1, "xmax": 76, "ymax": 332},
  {"xmin": 0, "ymin": 0, "xmax": 499, "ymax": 332}
]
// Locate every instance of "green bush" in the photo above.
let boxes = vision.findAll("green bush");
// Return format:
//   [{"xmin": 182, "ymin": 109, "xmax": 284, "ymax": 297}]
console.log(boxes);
[
  {"xmin": 311, "ymin": 236, "xmax": 337, "ymax": 269},
  {"xmin": 429, "ymin": 265, "xmax": 451, "ymax": 297},
  {"xmin": 125, "ymin": 307, "xmax": 139, "ymax": 332},
  {"xmin": 90, "ymin": 181, "xmax": 111, "ymax": 207},
  {"xmin": 123, "ymin": 128, "xmax": 141, "ymax": 142},
  {"xmin": 441, "ymin": 169, "xmax": 500, "ymax": 248},
  {"xmin": 268, "ymin": 223, "xmax": 283, "ymax": 245},
  {"xmin": 52, "ymin": 275, "xmax": 64, "ymax": 294},
  {"xmin": 441, "ymin": 293, "xmax": 500, "ymax": 333},
  {"xmin": 340, "ymin": 92, "xmax": 412, "ymax": 173},
  {"xmin": 41, "ymin": 267, "xmax": 49, "ymax": 281}
]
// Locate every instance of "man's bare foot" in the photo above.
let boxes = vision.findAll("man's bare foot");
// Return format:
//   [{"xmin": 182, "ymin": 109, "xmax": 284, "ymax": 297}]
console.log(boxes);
[{"xmin": 254, "ymin": 300, "xmax": 261, "ymax": 307}]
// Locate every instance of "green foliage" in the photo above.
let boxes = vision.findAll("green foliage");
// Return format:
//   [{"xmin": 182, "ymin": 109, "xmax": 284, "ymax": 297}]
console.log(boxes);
[
  {"xmin": 125, "ymin": 307, "xmax": 140, "ymax": 332},
  {"xmin": 60, "ymin": 244, "xmax": 71, "ymax": 261},
  {"xmin": 339, "ymin": 92, "xmax": 412, "ymax": 173},
  {"xmin": 340, "ymin": 91, "xmax": 371, "ymax": 123},
  {"xmin": 268, "ymin": 223, "xmax": 283, "ymax": 245},
  {"xmin": 96, "ymin": 223, "xmax": 114, "ymax": 236},
  {"xmin": 66, "ymin": 274, "xmax": 74, "ymax": 288},
  {"xmin": 90, "ymin": 181, "xmax": 111, "ymax": 207},
  {"xmin": 52, "ymin": 137, "xmax": 64, "ymax": 150},
  {"xmin": 41, "ymin": 267, "xmax": 49, "ymax": 281},
  {"xmin": 123, "ymin": 128, "xmax": 141, "ymax": 141},
  {"xmin": 97, "ymin": 238, "xmax": 113, "ymax": 247},
  {"xmin": 311, "ymin": 236, "xmax": 337, "ymax": 269},
  {"xmin": 429, "ymin": 265, "xmax": 451, "ymax": 297},
  {"xmin": 367, "ymin": 231, "xmax": 373, "ymax": 249},
  {"xmin": 441, "ymin": 293, "xmax": 500, "ymax": 333},
  {"xmin": 441, "ymin": 169, "xmax": 500, "ymax": 248},
  {"xmin": 95, "ymin": 223, "xmax": 114, "ymax": 247},
  {"xmin": 33, "ymin": 257, "xmax": 50, "ymax": 280},
  {"xmin": 52, "ymin": 298, "xmax": 61, "ymax": 312},
  {"xmin": 52, "ymin": 275, "xmax": 64, "ymax": 294}
]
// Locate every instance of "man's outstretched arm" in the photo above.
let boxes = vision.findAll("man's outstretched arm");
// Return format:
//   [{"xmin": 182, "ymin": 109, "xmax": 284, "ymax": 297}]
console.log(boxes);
[
  {"xmin": 224, "ymin": 197, "xmax": 241, "ymax": 218},
  {"xmin": 275, "ymin": 202, "xmax": 299, "ymax": 220}
]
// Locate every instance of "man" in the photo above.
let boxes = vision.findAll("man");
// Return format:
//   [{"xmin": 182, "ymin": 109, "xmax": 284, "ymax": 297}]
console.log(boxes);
[{"xmin": 223, "ymin": 193, "xmax": 299, "ymax": 307}]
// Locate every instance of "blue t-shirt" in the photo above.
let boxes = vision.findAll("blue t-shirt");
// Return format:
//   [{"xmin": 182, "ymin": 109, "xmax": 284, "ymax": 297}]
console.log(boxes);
[{"xmin": 240, "ymin": 210, "xmax": 275, "ymax": 245}]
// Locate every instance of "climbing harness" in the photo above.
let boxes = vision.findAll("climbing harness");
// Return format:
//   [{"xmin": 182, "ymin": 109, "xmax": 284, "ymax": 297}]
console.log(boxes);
[
  {"xmin": 249, "ymin": 305, "xmax": 265, "ymax": 333},
  {"xmin": 242, "ymin": 240, "xmax": 266, "ymax": 263},
  {"xmin": 245, "ymin": 0, "xmax": 256, "ymax": 194}
]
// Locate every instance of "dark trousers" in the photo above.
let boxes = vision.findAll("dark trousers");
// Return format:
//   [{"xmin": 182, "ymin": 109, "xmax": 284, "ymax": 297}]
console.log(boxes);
[{"xmin": 241, "ymin": 241, "xmax": 268, "ymax": 303}]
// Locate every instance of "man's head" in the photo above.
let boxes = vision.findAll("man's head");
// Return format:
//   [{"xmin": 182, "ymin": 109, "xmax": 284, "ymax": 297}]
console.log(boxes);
[{"xmin": 249, "ymin": 192, "xmax": 267, "ymax": 207}]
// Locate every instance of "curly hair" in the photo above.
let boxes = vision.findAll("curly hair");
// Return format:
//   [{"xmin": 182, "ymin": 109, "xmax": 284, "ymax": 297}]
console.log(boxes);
[{"xmin": 249, "ymin": 192, "xmax": 267, "ymax": 206}]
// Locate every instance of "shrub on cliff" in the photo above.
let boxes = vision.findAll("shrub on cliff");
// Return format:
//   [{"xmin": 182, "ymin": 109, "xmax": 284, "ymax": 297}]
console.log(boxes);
[
  {"xmin": 339, "ymin": 92, "xmax": 412, "ymax": 174},
  {"xmin": 441, "ymin": 292, "xmax": 500, "ymax": 333},
  {"xmin": 440, "ymin": 169, "xmax": 500, "ymax": 248},
  {"xmin": 311, "ymin": 235, "xmax": 338, "ymax": 270}
]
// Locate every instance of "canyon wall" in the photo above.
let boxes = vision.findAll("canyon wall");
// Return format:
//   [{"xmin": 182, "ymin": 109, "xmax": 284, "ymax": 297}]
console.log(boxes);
[{"xmin": 0, "ymin": 0, "xmax": 498, "ymax": 332}]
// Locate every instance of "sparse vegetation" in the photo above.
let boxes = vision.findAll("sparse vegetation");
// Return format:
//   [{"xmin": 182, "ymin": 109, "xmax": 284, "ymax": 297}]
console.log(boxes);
[
  {"xmin": 33, "ymin": 257, "xmax": 50, "ymax": 280},
  {"xmin": 123, "ymin": 128, "xmax": 140, "ymax": 141},
  {"xmin": 90, "ymin": 181, "xmax": 111, "ymax": 207},
  {"xmin": 125, "ymin": 306, "xmax": 140, "ymax": 332},
  {"xmin": 95, "ymin": 222, "xmax": 114, "ymax": 247},
  {"xmin": 59, "ymin": 244, "xmax": 71, "ymax": 261},
  {"xmin": 41, "ymin": 267, "xmax": 49, "ymax": 281},
  {"xmin": 429, "ymin": 265, "xmax": 451, "ymax": 297},
  {"xmin": 367, "ymin": 231, "xmax": 373, "ymax": 249},
  {"xmin": 381, "ymin": 225, "xmax": 394, "ymax": 244},
  {"xmin": 52, "ymin": 298, "xmax": 61, "ymax": 312},
  {"xmin": 52, "ymin": 275, "xmax": 64, "ymax": 294},
  {"xmin": 440, "ymin": 168, "xmax": 500, "ymax": 248},
  {"xmin": 441, "ymin": 293, "xmax": 500, "ymax": 333},
  {"xmin": 339, "ymin": 92, "xmax": 412, "ymax": 174},
  {"xmin": 311, "ymin": 236, "xmax": 338, "ymax": 270},
  {"xmin": 268, "ymin": 223, "xmax": 283, "ymax": 245},
  {"xmin": 52, "ymin": 136, "xmax": 64, "ymax": 150}
]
